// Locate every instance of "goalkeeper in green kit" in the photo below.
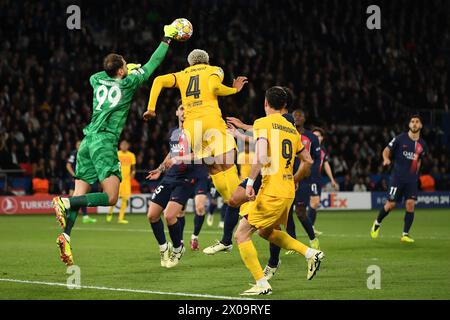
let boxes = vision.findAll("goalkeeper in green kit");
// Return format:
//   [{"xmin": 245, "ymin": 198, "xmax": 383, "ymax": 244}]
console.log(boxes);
[{"xmin": 52, "ymin": 24, "xmax": 178, "ymax": 266}]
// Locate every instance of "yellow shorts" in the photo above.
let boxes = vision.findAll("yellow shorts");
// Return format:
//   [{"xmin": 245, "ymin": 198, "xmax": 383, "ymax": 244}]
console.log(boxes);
[
  {"xmin": 119, "ymin": 180, "xmax": 131, "ymax": 198},
  {"xmin": 184, "ymin": 116, "xmax": 236, "ymax": 159},
  {"xmin": 240, "ymin": 193, "xmax": 294, "ymax": 229}
]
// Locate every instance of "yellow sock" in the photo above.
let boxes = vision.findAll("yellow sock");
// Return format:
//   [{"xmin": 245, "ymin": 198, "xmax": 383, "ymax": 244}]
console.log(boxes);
[
  {"xmin": 118, "ymin": 197, "xmax": 128, "ymax": 221},
  {"xmin": 108, "ymin": 205, "xmax": 114, "ymax": 216},
  {"xmin": 268, "ymin": 229, "xmax": 309, "ymax": 256},
  {"xmin": 210, "ymin": 171, "xmax": 230, "ymax": 202},
  {"xmin": 223, "ymin": 165, "xmax": 241, "ymax": 200},
  {"xmin": 238, "ymin": 240, "xmax": 264, "ymax": 281}
]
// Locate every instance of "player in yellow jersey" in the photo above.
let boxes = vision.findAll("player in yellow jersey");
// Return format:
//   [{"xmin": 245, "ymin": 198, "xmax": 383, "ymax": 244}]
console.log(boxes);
[
  {"xmin": 107, "ymin": 139, "xmax": 136, "ymax": 224},
  {"xmin": 144, "ymin": 49, "xmax": 247, "ymax": 206},
  {"xmin": 234, "ymin": 87, "xmax": 325, "ymax": 295}
]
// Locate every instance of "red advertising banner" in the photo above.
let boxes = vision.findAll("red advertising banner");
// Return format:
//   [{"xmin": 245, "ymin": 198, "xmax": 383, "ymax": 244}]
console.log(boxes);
[{"xmin": 0, "ymin": 195, "xmax": 97, "ymax": 215}]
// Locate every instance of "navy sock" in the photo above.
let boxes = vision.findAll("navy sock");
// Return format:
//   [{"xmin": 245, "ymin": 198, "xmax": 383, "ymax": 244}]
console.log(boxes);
[
  {"xmin": 297, "ymin": 213, "xmax": 316, "ymax": 241},
  {"xmin": 80, "ymin": 206, "xmax": 87, "ymax": 216},
  {"xmin": 286, "ymin": 208, "xmax": 296, "ymax": 239},
  {"xmin": 308, "ymin": 207, "xmax": 317, "ymax": 226},
  {"xmin": 168, "ymin": 220, "xmax": 182, "ymax": 248},
  {"xmin": 194, "ymin": 215, "xmax": 205, "ymax": 236},
  {"xmin": 209, "ymin": 202, "xmax": 217, "ymax": 215},
  {"xmin": 178, "ymin": 216, "xmax": 186, "ymax": 241},
  {"xmin": 268, "ymin": 242, "xmax": 281, "ymax": 268},
  {"xmin": 221, "ymin": 205, "xmax": 239, "ymax": 246},
  {"xmin": 150, "ymin": 219, "xmax": 166, "ymax": 245},
  {"xmin": 220, "ymin": 204, "xmax": 227, "ymax": 222},
  {"xmin": 376, "ymin": 207, "xmax": 390, "ymax": 224},
  {"xmin": 403, "ymin": 211, "xmax": 414, "ymax": 234}
]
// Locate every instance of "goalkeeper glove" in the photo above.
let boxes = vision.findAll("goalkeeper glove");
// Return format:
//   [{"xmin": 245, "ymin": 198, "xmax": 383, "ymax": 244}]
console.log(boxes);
[
  {"xmin": 126, "ymin": 63, "xmax": 141, "ymax": 75},
  {"xmin": 163, "ymin": 24, "xmax": 178, "ymax": 43}
]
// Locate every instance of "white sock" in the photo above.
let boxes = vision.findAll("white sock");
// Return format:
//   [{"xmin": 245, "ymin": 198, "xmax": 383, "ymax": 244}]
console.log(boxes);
[
  {"xmin": 191, "ymin": 234, "xmax": 198, "ymax": 240},
  {"xmin": 62, "ymin": 198, "xmax": 71, "ymax": 209},
  {"xmin": 256, "ymin": 277, "xmax": 269, "ymax": 287},
  {"xmin": 63, "ymin": 233, "xmax": 70, "ymax": 241},
  {"xmin": 173, "ymin": 245, "xmax": 183, "ymax": 253},
  {"xmin": 159, "ymin": 243, "xmax": 168, "ymax": 252},
  {"xmin": 375, "ymin": 220, "xmax": 381, "ymax": 226},
  {"xmin": 402, "ymin": 232, "xmax": 408, "ymax": 236},
  {"xmin": 305, "ymin": 248, "xmax": 315, "ymax": 259}
]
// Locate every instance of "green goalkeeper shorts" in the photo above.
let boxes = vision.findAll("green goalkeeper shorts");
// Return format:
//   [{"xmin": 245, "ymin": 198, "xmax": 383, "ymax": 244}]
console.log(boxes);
[{"xmin": 75, "ymin": 133, "xmax": 122, "ymax": 185}]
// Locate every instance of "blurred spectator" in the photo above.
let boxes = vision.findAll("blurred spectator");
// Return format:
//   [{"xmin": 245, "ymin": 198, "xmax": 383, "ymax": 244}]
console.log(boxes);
[
  {"xmin": 353, "ymin": 177, "xmax": 368, "ymax": 192},
  {"xmin": 340, "ymin": 174, "xmax": 354, "ymax": 191}
]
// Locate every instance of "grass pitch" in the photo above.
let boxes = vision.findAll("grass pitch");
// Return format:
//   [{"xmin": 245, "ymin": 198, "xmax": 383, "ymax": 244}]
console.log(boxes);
[{"xmin": 1, "ymin": 209, "xmax": 449, "ymax": 300}]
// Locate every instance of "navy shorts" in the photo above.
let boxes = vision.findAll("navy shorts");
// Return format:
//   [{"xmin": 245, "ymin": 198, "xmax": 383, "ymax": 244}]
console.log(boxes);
[
  {"xmin": 387, "ymin": 177, "xmax": 418, "ymax": 202},
  {"xmin": 192, "ymin": 176, "xmax": 209, "ymax": 197},
  {"xmin": 151, "ymin": 179, "xmax": 195, "ymax": 209},
  {"xmin": 295, "ymin": 181, "xmax": 311, "ymax": 207},
  {"xmin": 309, "ymin": 178, "xmax": 321, "ymax": 197},
  {"xmin": 239, "ymin": 174, "xmax": 263, "ymax": 194}
]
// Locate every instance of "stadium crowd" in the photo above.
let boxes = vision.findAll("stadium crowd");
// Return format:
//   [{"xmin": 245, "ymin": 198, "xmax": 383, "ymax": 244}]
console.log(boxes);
[{"xmin": 0, "ymin": 0, "xmax": 449, "ymax": 195}]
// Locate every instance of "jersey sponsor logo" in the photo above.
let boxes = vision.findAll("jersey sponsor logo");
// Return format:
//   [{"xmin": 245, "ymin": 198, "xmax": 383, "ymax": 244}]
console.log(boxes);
[{"xmin": 402, "ymin": 151, "xmax": 418, "ymax": 160}]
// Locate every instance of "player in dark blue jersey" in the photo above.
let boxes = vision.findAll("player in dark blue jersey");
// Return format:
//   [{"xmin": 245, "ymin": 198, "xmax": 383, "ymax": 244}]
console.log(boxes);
[
  {"xmin": 288, "ymin": 109, "xmax": 321, "ymax": 250},
  {"xmin": 146, "ymin": 103, "xmax": 194, "ymax": 268},
  {"xmin": 370, "ymin": 115, "xmax": 427, "ymax": 243},
  {"xmin": 309, "ymin": 127, "xmax": 338, "ymax": 234},
  {"xmin": 66, "ymin": 141, "xmax": 97, "ymax": 224}
]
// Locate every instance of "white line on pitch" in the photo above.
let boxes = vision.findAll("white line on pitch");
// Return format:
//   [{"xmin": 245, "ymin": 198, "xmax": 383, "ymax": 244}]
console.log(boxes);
[
  {"xmin": 0, "ymin": 278, "xmax": 257, "ymax": 300},
  {"xmin": 66, "ymin": 227, "xmax": 449, "ymax": 240}
]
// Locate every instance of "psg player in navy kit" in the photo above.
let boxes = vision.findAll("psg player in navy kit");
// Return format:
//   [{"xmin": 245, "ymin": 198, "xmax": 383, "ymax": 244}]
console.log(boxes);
[
  {"xmin": 146, "ymin": 103, "xmax": 194, "ymax": 268},
  {"xmin": 370, "ymin": 115, "xmax": 427, "ymax": 243}
]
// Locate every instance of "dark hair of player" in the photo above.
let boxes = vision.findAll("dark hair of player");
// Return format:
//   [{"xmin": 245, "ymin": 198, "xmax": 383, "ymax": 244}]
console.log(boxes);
[
  {"xmin": 312, "ymin": 127, "xmax": 325, "ymax": 137},
  {"xmin": 103, "ymin": 53, "xmax": 125, "ymax": 77},
  {"xmin": 281, "ymin": 86, "xmax": 293, "ymax": 110},
  {"xmin": 409, "ymin": 114, "xmax": 423, "ymax": 124},
  {"xmin": 265, "ymin": 86, "xmax": 287, "ymax": 110}
]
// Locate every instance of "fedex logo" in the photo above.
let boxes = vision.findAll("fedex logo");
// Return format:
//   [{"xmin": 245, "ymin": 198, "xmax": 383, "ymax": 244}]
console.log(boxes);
[{"xmin": 319, "ymin": 193, "xmax": 348, "ymax": 208}]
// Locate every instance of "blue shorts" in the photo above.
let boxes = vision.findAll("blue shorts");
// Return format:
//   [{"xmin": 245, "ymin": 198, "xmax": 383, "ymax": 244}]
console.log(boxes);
[
  {"xmin": 387, "ymin": 176, "xmax": 418, "ymax": 202},
  {"xmin": 239, "ymin": 174, "xmax": 263, "ymax": 194},
  {"xmin": 192, "ymin": 176, "xmax": 209, "ymax": 197},
  {"xmin": 151, "ymin": 179, "xmax": 195, "ymax": 209},
  {"xmin": 295, "ymin": 181, "xmax": 311, "ymax": 207},
  {"xmin": 309, "ymin": 178, "xmax": 321, "ymax": 197}
]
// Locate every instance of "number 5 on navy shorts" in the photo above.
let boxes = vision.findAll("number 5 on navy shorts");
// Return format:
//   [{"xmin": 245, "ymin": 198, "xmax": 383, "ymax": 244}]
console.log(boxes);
[{"xmin": 387, "ymin": 178, "xmax": 418, "ymax": 202}]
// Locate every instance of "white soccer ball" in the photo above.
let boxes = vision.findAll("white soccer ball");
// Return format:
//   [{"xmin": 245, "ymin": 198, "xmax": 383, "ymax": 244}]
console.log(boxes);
[{"xmin": 171, "ymin": 18, "xmax": 193, "ymax": 42}]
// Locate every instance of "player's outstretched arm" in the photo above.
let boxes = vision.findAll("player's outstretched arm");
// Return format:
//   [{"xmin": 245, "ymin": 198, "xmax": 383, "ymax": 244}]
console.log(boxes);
[
  {"xmin": 208, "ymin": 75, "xmax": 248, "ymax": 97},
  {"xmin": 226, "ymin": 117, "xmax": 253, "ymax": 131},
  {"xmin": 132, "ymin": 25, "xmax": 177, "ymax": 89},
  {"xmin": 143, "ymin": 74, "xmax": 177, "ymax": 120}
]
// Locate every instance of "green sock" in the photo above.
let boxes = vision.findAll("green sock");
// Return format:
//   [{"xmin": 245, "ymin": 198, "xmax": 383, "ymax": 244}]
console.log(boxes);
[
  {"xmin": 69, "ymin": 193, "xmax": 110, "ymax": 209},
  {"xmin": 64, "ymin": 209, "xmax": 79, "ymax": 236}
]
